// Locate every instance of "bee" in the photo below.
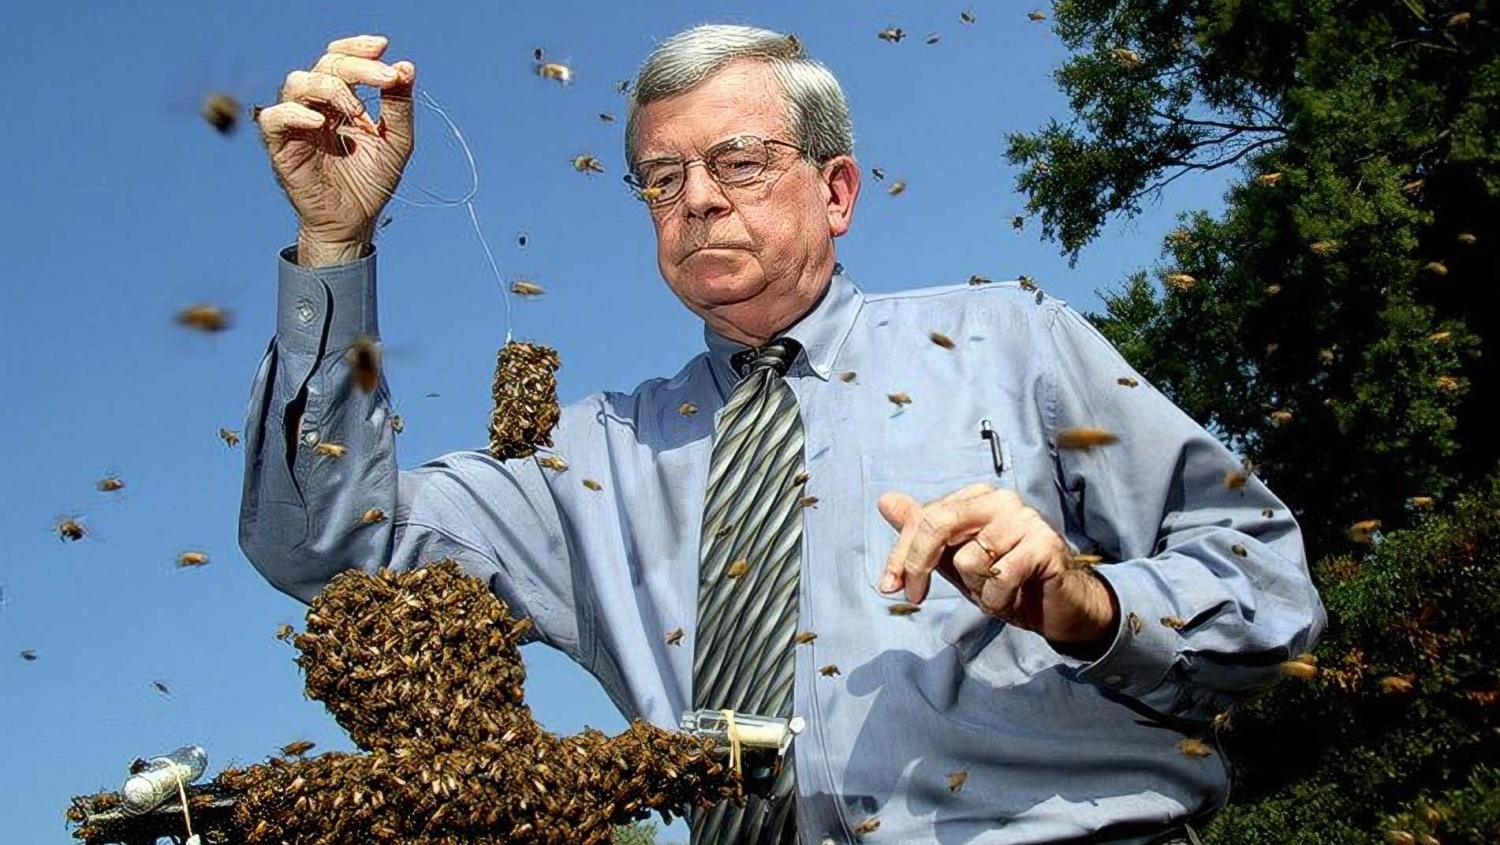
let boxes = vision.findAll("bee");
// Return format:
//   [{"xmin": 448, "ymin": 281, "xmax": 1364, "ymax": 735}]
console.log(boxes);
[
  {"xmin": 1160, "ymin": 615, "xmax": 1187, "ymax": 630},
  {"xmin": 511, "ymin": 280, "xmax": 546, "ymax": 297},
  {"xmin": 726, "ymin": 559, "xmax": 750, "ymax": 579},
  {"xmin": 202, "ymin": 92, "xmax": 242, "ymax": 135},
  {"xmin": 1018, "ymin": 274, "xmax": 1038, "ymax": 292},
  {"xmin": 219, "ymin": 427, "xmax": 241, "ymax": 447},
  {"xmin": 1230, "ymin": 543, "xmax": 1247, "ymax": 557},
  {"xmin": 599, "ymin": 112, "xmax": 615, "ymax": 123},
  {"xmin": 929, "ymin": 331, "xmax": 955, "ymax": 349},
  {"xmin": 968, "ymin": 274, "xmax": 993, "ymax": 286},
  {"xmin": 678, "ymin": 402, "xmax": 698, "ymax": 416},
  {"xmin": 877, "ymin": 27, "xmax": 906, "ymax": 43},
  {"xmin": 346, "ymin": 335, "xmax": 382, "ymax": 393},
  {"xmin": 792, "ymin": 469, "xmax": 810, "ymax": 486},
  {"xmin": 1424, "ymin": 260, "xmax": 1448, "ymax": 276},
  {"xmin": 177, "ymin": 551, "xmax": 210, "ymax": 568},
  {"xmin": 538, "ymin": 455, "xmax": 569, "ymax": 472},
  {"xmin": 1028, "ymin": 10, "xmax": 1048, "ymax": 21},
  {"xmin": 582, "ymin": 478, "xmax": 603, "ymax": 491},
  {"xmin": 1310, "ymin": 240, "xmax": 1338, "ymax": 254},
  {"xmin": 280, "ymin": 740, "xmax": 317, "ymax": 757},
  {"xmin": 572, "ymin": 154, "xmax": 605, "ymax": 174},
  {"xmin": 96, "ymin": 475, "xmax": 125, "ymax": 493},
  {"xmin": 361, "ymin": 508, "xmax": 387, "ymax": 524},
  {"xmin": 871, "ymin": 167, "xmax": 885, "ymax": 181},
  {"xmin": 1384, "ymin": 832, "xmax": 1416, "ymax": 845},
  {"xmin": 665, "ymin": 628, "xmax": 684, "ymax": 646},
  {"xmin": 1011, "ymin": 214, "xmax": 1026, "ymax": 230},
  {"xmin": 151, "ymin": 680, "xmax": 172, "ymax": 696},
  {"xmin": 1379, "ymin": 676, "xmax": 1414, "ymax": 695},
  {"xmin": 176, "ymin": 303, "xmax": 232, "ymax": 332},
  {"xmin": 1071, "ymin": 553, "xmax": 1104, "ymax": 568},
  {"xmin": 1318, "ymin": 347, "xmax": 1335, "ymax": 365},
  {"xmin": 1456, "ymin": 231, "xmax": 1477, "ymax": 246},
  {"xmin": 887, "ymin": 179, "xmax": 907, "ymax": 196},
  {"xmin": 799, "ymin": 495, "xmax": 821, "ymax": 509},
  {"xmin": 1408, "ymin": 496, "xmax": 1434, "ymax": 509},
  {"xmin": 1429, "ymin": 330, "xmax": 1452, "ymax": 343},
  {"xmin": 947, "ymin": 768, "xmax": 968, "ymax": 792},
  {"xmin": 1176, "ymin": 738, "xmax": 1213, "ymax": 757},
  {"xmin": 839, "ymin": 370, "xmax": 857, "ymax": 382},
  {"xmin": 1266, "ymin": 341, "xmax": 1280, "ymax": 355},
  {"xmin": 1211, "ymin": 710, "xmax": 1233, "ymax": 732},
  {"xmin": 1255, "ymin": 172, "xmax": 1283, "ymax": 187},
  {"xmin": 20, "ymin": 649, "xmax": 38, "ymax": 661},
  {"xmin": 391, "ymin": 414, "xmax": 404, "ymax": 434},
  {"xmin": 377, "ymin": 214, "xmax": 393, "ymax": 230},
  {"xmin": 1117, "ymin": 376, "xmax": 1139, "ymax": 388},
  {"xmin": 1279, "ymin": 659, "xmax": 1318, "ymax": 680},
  {"xmin": 1163, "ymin": 273, "xmax": 1197, "ymax": 291},
  {"xmin": 852, "ymin": 816, "xmax": 879, "ymax": 836},
  {"xmin": 536, "ymin": 62, "xmax": 572, "ymax": 84},
  {"xmin": 794, "ymin": 631, "xmax": 817, "ymax": 645},
  {"xmin": 1110, "ymin": 47, "xmax": 1141, "ymax": 67},
  {"xmin": 1349, "ymin": 518, "xmax": 1382, "ymax": 543},
  {"xmin": 1056, "ymin": 427, "xmax": 1119, "ymax": 449},
  {"xmin": 1270, "ymin": 410, "xmax": 1293, "ymax": 426},
  {"xmin": 1034, "ymin": 160, "xmax": 1051, "ymax": 175},
  {"xmin": 616, "ymin": 79, "xmax": 633, "ymax": 95},
  {"xmin": 1127, "ymin": 612, "xmax": 1143, "ymax": 634},
  {"xmin": 961, "ymin": 8, "xmax": 978, "ymax": 23},
  {"xmin": 517, "ymin": 231, "xmax": 529, "ymax": 248},
  {"xmin": 637, "ymin": 185, "xmax": 668, "ymax": 202},
  {"xmin": 925, "ymin": 33, "xmax": 941, "ymax": 44},
  {"xmin": 1402, "ymin": 178, "xmax": 1425, "ymax": 194},
  {"xmin": 1435, "ymin": 375, "xmax": 1460, "ymax": 392},
  {"xmin": 314, "ymin": 442, "xmax": 348, "ymax": 459},
  {"xmin": 57, "ymin": 517, "xmax": 87, "ymax": 542},
  {"xmin": 888, "ymin": 603, "xmax": 921, "ymax": 616},
  {"xmin": 1262, "ymin": 507, "xmax": 1275, "ymax": 518},
  {"xmin": 1448, "ymin": 11, "xmax": 1472, "ymax": 26},
  {"xmin": 275, "ymin": 623, "xmax": 295, "ymax": 642},
  {"xmin": 714, "ymin": 522, "xmax": 736, "ymax": 537},
  {"xmin": 1266, "ymin": 283, "xmax": 1282, "ymax": 295},
  {"xmin": 887, "ymin": 392, "xmax": 912, "ymax": 406}
]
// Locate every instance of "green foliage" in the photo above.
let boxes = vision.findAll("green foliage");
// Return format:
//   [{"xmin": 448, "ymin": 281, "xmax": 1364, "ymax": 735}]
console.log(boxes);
[
  {"xmin": 1007, "ymin": 0, "xmax": 1499, "ymax": 556},
  {"xmin": 612, "ymin": 820, "xmax": 661, "ymax": 845},
  {"xmin": 1205, "ymin": 487, "xmax": 1500, "ymax": 844}
]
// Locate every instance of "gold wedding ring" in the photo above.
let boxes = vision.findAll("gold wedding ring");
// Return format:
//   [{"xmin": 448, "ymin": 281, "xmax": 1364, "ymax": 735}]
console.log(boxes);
[{"xmin": 973, "ymin": 535, "xmax": 1002, "ymax": 576}]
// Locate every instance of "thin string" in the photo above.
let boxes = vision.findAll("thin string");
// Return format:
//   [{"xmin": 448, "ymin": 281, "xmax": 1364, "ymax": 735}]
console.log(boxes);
[{"xmin": 172, "ymin": 770, "xmax": 194, "ymax": 843}]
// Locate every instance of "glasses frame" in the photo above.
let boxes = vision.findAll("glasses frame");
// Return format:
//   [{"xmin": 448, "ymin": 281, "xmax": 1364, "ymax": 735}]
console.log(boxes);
[{"xmin": 624, "ymin": 134, "xmax": 815, "ymax": 207}]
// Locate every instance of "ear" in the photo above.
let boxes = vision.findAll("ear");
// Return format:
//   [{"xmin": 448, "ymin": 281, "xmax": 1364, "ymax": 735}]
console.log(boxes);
[{"xmin": 822, "ymin": 155, "xmax": 860, "ymax": 238}]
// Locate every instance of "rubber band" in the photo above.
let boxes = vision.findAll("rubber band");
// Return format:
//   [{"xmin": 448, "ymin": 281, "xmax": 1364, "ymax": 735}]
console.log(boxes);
[{"xmin": 719, "ymin": 708, "xmax": 744, "ymax": 779}]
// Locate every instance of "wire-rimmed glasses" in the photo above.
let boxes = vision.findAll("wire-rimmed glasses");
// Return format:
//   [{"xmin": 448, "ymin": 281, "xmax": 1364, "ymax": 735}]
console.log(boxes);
[{"xmin": 624, "ymin": 135, "xmax": 811, "ymax": 207}]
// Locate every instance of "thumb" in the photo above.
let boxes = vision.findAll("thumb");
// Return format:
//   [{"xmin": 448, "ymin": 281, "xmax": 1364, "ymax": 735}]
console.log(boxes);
[{"xmin": 877, "ymin": 490, "xmax": 919, "ymax": 530}]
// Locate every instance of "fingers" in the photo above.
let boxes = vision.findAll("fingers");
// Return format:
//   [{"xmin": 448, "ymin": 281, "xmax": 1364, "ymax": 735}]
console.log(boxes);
[
  {"xmin": 881, "ymin": 484, "xmax": 999, "ymax": 603},
  {"xmin": 257, "ymin": 101, "xmax": 327, "ymax": 151},
  {"xmin": 378, "ymin": 61, "xmax": 417, "ymax": 153},
  {"xmin": 326, "ymin": 34, "xmax": 390, "ymax": 59},
  {"xmin": 281, "ymin": 70, "xmax": 377, "ymax": 133},
  {"xmin": 979, "ymin": 537, "xmax": 1050, "ymax": 618},
  {"xmin": 313, "ymin": 52, "xmax": 402, "ymax": 88}
]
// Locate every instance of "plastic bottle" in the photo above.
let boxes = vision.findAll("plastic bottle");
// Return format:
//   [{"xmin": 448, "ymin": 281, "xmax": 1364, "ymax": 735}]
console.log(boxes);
[{"xmin": 120, "ymin": 746, "xmax": 208, "ymax": 816}]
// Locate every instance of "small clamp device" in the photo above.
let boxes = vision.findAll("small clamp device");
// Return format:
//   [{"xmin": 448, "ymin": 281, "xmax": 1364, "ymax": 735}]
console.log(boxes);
[{"xmin": 679, "ymin": 708, "xmax": 805, "ymax": 795}]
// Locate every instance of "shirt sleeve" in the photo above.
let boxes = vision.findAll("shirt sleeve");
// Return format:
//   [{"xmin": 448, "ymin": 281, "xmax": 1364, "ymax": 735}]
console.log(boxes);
[
  {"xmin": 1034, "ymin": 301, "xmax": 1326, "ymax": 721},
  {"xmin": 237, "ymin": 245, "xmax": 587, "ymax": 657}
]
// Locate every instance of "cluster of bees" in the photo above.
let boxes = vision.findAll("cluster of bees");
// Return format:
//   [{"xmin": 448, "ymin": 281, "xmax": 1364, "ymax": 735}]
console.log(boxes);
[{"xmin": 70, "ymin": 561, "xmax": 741, "ymax": 845}]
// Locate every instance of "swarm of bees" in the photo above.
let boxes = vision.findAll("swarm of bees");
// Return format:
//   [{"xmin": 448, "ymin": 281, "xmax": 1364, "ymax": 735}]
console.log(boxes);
[
  {"xmin": 487, "ymin": 341, "xmax": 562, "ymax": 461},
  {"xmin": 69, "ymin": 561, "xmax": 740, "ymax": 845}
]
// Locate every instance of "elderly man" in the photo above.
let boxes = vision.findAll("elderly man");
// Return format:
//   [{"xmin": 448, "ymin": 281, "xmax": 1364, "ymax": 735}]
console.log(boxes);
[{"xmin": 242, "ymin": 24, "xmax": 1323, "ymax": 845}]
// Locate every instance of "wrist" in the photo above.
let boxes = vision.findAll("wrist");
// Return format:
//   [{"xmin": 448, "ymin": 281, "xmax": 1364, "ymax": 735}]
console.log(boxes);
[
  {"xmin": 1048, "ymin": 569, "xmax": 1120, "ymax": 661},
  {"xmin": 297, "ymin": 231, "xmax": 372, "ymax": 267}
]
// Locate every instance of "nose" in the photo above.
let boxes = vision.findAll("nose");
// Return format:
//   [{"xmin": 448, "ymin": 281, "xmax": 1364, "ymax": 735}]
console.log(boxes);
[{"xmin": 680, "ymin": 161, "xmax": 731, "ymax": 221}]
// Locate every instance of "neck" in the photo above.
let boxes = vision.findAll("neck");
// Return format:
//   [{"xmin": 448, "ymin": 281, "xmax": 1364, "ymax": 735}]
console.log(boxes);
[{"xmin": 703, "ymin": 256, "xmax": 836, "ymax": 347}]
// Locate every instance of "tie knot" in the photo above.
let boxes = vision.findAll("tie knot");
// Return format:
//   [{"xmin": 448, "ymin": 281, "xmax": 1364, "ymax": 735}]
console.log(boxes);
[{"xmin": 730, "ymin": 338, "xmax": 802, "ymax": 379}]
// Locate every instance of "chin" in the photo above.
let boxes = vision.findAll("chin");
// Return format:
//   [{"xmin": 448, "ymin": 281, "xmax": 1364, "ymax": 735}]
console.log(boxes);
[{"xmin": 677, "ymin": 255, "xmax": 764, "ymax": 307}]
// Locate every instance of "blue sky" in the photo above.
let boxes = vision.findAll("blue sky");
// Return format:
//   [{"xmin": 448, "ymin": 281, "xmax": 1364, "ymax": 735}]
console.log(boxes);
[{"xmin": 0, "ymin": 1, "xmax": 1229, "ymax": 841}]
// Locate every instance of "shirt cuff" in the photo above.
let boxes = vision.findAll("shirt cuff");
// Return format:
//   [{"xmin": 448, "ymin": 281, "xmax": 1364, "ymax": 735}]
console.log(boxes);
[
  {"xmin": 1072, "ymin": 562, "xmax": 1182, "ymax": 703},
  {"xmin": 276, "ymin": 244, "xmax": 379, "ymax": 357}
]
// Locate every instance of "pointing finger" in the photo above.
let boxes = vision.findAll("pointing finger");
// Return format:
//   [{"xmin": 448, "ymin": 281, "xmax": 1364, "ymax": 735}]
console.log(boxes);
[
  {"xmin": 325, "ymin": 34, "xmax": 390, "ymax": 59},
  {"xmin": 898, "ymin": 492, "xmax": 1001, "ymax": 603},
  {"xmin": 878, "ymin": 485, "xmax": 989, "ymax": 594}
]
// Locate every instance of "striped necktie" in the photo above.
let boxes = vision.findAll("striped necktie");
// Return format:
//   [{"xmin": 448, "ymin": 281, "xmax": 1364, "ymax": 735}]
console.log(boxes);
[{"xmin": 691, "ymin": 338, "xmax": 805, "ymax": 845}]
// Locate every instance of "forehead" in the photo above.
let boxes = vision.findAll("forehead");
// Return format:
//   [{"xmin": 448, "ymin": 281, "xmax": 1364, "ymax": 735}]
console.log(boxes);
[{"xmin": 634, "ymin": 60, "xmax": 792, "ymax": 159}]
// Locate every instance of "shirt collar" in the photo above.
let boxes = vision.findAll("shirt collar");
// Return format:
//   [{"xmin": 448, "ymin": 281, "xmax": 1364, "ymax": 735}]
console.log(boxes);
[{"xmin": 704, "ymin": 268, "xmax": 864, "ymax": 389}]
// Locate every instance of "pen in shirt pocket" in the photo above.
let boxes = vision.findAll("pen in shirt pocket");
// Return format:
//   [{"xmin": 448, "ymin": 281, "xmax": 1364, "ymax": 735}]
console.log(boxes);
[{"xmin": 980, "ymin": 420, "xmax": 1004, "ymax": 475}]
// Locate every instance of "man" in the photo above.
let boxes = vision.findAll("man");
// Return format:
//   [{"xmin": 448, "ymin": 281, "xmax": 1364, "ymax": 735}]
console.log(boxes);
[{"xmin": 242, "ymin": 24, "xmax": 1324, "ymax": 845}]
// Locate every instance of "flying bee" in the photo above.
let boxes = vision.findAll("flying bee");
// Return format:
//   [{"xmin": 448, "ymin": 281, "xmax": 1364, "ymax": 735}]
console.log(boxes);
[
  {"xmin": 280, "ymin": 740, "xmax": 317, "ymax": 757},
  {"xmin": 538, "ymin": 455, "xmax": 569, "ymax": 472},
  {"xmin": 201, "ymin": 92, "xmax": 242, "ymax": 135},
  {"xmin": 532, "ymin": 46, "xmax": 544, "ymax": 62},
  {"xmin": 1127, "ymin": 612, "xmax": 1143, "ymax": 634},
  {"xmin": 96, "ymin": 475, "xmax": 125, "ymax": 493},
  {"xmin": 968, "ymin": 274, "xmax": 992, "ymax": 286},
  {"xmin": 1163, "ymin": 273, "xmax": 1197, "ymax": 291},
  {"xmin": 1408, "ymin": 496, "xmax": 1434, "ymax": 509},
  {"xmin": 511, "ymin": 280, "xmax": 546, "ymax": 297},
  {"xmin": 888, "ymin": 603, "xmax": 921, "ymax": 616},
  {"xmin": 616, "ymin": 78, "xmax": 633, "ymax": 95},
  {"xmin": 20, "ymin": 649, "xmax": 38, "ymax": 661},
  {"xmin": 799, "ymin": 495, "xmax": 819, "ymax": 508},
  {"xmin": 390, "ymin": 414, "xmax": 404, "ymax": 434},
  {"xmin": 1310, "ymin": 240, "xmax": 1338, "ymax": 254},
  {"xmin": 820, "ymin": 663, "xmax": 841, "ymax": 677},
  {"xmin": 345, "ymin": 335, "xmax": 383, "ymax": 393},
  {"xmin": 57, "ymin": 517, "xmax": 87, "ymax": 542},
  {"xmin": 792, "ymin": 469, "xmax": 810, "ymax": 486},
  {"xmin": 582, "ymin": 478, "xmax": 603, "ymax": 491},
  {"xmin": 361, "ymin": 508, "xmax": 387, "ymax": 524},
  {"xmin": 151, "ymin": 680, "xmax": 172, "ymax": 696},
  {"xmin": 1270, "ymin": 410, "xmax": 1293, "ymax": 426},
  {"xmin": 852, "ymin": 817, "xmax": 879, "ymax": 836},
  {"xmin": 1028, "ymin": 10, "xmax": 1048, "ymax": 21},
  {"xmin": 1429, "ymin": 330, "xmax": 1452, "ymax": 343},
  {"xmin": 1319, "ymin": 347, "xmax": 1335, "ymax": 364},
  {"xmin": 794, "ymin": 631, "xmax": 817, "ymax": 645},
  {"xmin": 961, "ymin": 8, "xmax": 978, "ymax": 23},
  {"xmin": 1018, "ymin": 274, "xmax": 1038, "ymax": 291},
  {"xmin": 929, "ymin": 331, "xmax": 955, "ymax": 349},
  {"xmin": 314, "ymin": 442, "xmax": 348, "ymax": 459},
  {"xmin": 598, "ymin": 112, "xmax": 615, "ymax": 123},
  {"xmin": 175, "ymin": 303, "xmax": 232, "ymax": 332},
  {"xmin": 665, "ymin": 628, "xmax": 684, "ymax": 646},
  {"xmin": 839, "ymin": 370, "xmax": 857, "ymax": 382},
  {"xmin": 536, "ymin": 62, "xmax": 572, "ymax": 84},
  {"xmin": 1011, "ymin": 215, "xmax": 1025, "ymax": 230},
  {"xmin": 1255, "ymin": 172, "xmax": 1283, "ymax": 186},
  {"xmin": 1176, "ymin": 738, "xmax": 1213, "ymax": 757},
  {"xmin": 1379, "ymin": 676, "xmax": 1414, "ymax": 695},
  {"xmin": 1448, "ymin": 11, "xmax": 1472, "ymax": 26},
  {"xmin": 177, "ymin": 551, "xmax": 210, "ymax": 568},
  {"xmin": 1456, "ymin": 231, "xmax": 1476, "ymax": 246},
  {"xmin": 1266, "ymin": 283, "xmax": 1282, "ymax": 295},
  {"xmin": 871, "ymin": 167, "xmax": 885, "ymax": 180},
  {"xmin": 1435, "ymin": 375, "xmax": 1459, "ymax": 392},
  {"xmin": 219, "ymin": 427, "xmax": 241, "ymax": 447},
  {"xmin": 572, "ymin": 154, "xmax": 605, "ymax": 174},
  {"xmin": 925, "ymin": 33, "xmax": 941, "ymax": 44},
  {"xmin": 1056, "ymin": 427, "xmax": 1119, "ymax": 449},
  {"xmin": 887, "ymin": 179, "xmax": 907, "ymax": 196},
  {"xmin": 947, "ymin": 768, "xmax": 968, "ymax": 792},
  {"xmin": 1262, "ymin": 507, "xmax": 1274, "ymax": 518},
  {"xmin": 1280, "ymin": 659, "xmax": 1318, "ymax": 680},
  {"xmin": 678, "ymin": 402, "xmax": 698, "ymax": 416},
  {"xmin": 888, "ymin": 392, "xmax": 912, "ymax": 406},
  {"xmin": 275, "ymin": 623, "xmax": 295, "ymax": 642},
  {"xmin": 1110, "ymin": 47, "xmax": 1141, "ymax": 67},
  {"xmin": 1424, "ymin": 260, "xmax": 1448, "ymax": 276},
  {"xmin": 877, "ymin": 27, "xmax": 906, "ymax": 43},
  {"xmin": 1117, "ymin": 376, "xmax": 1139, "ymax": 387},
  {"xmin": 1349, "ymin": 518, "xmax": 1381, "ymax": 543},
  {"xmin": 726, "ymin": 559, "xmax": 750, "ymax": 579},
  {"xmin": 1160, "ymin": 615, "xmax": 1187, "ymax": 629}
]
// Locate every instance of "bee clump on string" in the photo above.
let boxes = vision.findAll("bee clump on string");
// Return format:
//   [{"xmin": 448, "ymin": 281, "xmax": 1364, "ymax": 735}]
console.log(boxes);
[{"xmin": 488, "ymin": 341, "xmax": 562, "ymax": 461}]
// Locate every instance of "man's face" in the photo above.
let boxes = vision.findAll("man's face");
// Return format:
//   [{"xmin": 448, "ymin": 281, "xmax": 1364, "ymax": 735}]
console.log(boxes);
[{"xmin": 632, "ymin": 60, "xmax": 855, "ymax": 337}]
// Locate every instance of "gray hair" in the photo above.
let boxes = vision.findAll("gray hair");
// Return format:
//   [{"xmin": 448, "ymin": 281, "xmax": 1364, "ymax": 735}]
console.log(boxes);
[{"xmin": 623, "ymin": 24, "xmax": 854, "ymax": 175}]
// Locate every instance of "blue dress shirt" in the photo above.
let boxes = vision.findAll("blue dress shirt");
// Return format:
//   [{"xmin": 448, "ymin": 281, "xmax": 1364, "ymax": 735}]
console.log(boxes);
[{"xmin": 239, "ymin": 246, "xmax": 1325, "ymax": 844}]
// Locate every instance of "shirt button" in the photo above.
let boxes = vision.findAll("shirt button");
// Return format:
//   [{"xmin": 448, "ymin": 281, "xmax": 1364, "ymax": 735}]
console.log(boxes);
[
  {"xmin": 295, "ymin": 298, "xmax": 316, "ymax": 324},
  {"xmin": 302, "ymin": 430, "xmax": 320, "ymax": 446},
  {"xmin": 1104, "ymin": 673, "xmax": 1124, "ymax": 686}
]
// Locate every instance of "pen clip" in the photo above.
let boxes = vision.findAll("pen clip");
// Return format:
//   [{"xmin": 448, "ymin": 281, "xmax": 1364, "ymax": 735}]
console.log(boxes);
[{"xmin": 980, "ymin": 419, "xmax": 1004, "ymax": 475}]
